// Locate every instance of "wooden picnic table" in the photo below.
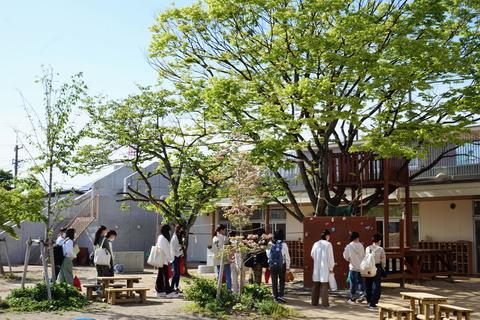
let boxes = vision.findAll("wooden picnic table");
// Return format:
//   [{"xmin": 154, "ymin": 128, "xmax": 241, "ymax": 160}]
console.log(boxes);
[
  {"xmin": 400, "ymin": 292, "xmax": 448, "ymax": 320},
  {"xmin": 97, "ymin": 276, "xmax": 142, "ymax": 298}
]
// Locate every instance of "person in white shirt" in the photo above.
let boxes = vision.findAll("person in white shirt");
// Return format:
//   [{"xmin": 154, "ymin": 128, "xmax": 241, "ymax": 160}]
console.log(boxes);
[
  {"xmin": 57, "ymin": 228, "xmax": 77, "ymax": 285},
  {"xmin": 228, "ymin": 230, "xmax": 242, "ymax": 293},
  {"xmin": 266, "ymin": 229, "xmax": 290, "ymax": 303},
  {"xmin": 365, "ymin": 233, "xmax": 386, "ymax": 309},
  {"xmin": 56, "ymin": 227, "xmax": 67, "ymax": 246},
  {"xmin": 311, "ymin": 229, "xmax": 335, "ymax": 307},
  {"xmin": 212, "ymin": 224, "xmax": 232, "ymax": 290},
  {"xmin": 170, "ymin": 225, "xmax": 184, "ymax": 293},
  {"xmin": 343, "ymin": 231, "xmax": 365, "ymax": 303},
  {"xmin": 155, "ymin": 224, "xmax": 177, "ymax": 298}
]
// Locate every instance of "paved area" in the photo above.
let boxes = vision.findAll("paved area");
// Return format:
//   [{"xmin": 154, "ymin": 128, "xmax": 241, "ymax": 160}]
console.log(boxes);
[{"xmin": 0, "ymin": 265, "xmax": 478, "ymax": 319}]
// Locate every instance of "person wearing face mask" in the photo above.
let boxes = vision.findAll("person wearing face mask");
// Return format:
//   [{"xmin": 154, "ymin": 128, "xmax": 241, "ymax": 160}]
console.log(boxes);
[
  {"xmin": 212, "ymin": 224, "xmax": 232, "ymax": 290},
  {"xmin": 311, "ymin": 229, "xmax": 335, "ymax": 308},
  {"xmin": 57, "ymin": 228, "xmax": 78, "ymax": 285},
  {"xmin": 97, "ymin": 230, "xmax": 117, "ymax": 277}
]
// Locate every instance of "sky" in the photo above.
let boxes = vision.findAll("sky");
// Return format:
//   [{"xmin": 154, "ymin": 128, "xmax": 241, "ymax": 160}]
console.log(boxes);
[{"xmin": 0, "ymin": 0, "xmax": 193, "ymax": 188}]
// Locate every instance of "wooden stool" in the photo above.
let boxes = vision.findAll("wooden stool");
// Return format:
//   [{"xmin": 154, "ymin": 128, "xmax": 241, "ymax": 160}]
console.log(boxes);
[
  {"xmin": 378, "ymin": 303, "xmax": 414, "ymax": 320},
  {"xmin": 439, "ymin": 304, "xmax": 473, "ymax": 320},
  {"xmin": 84, "ymin": 283, "xmax": 125, "ymax": 301}
]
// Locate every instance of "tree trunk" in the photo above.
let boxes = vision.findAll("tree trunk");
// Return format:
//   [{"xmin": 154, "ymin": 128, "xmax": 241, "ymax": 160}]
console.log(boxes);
[{"xmin": 182, "ymin": 225, "xmax": 192, "ymax": 278}]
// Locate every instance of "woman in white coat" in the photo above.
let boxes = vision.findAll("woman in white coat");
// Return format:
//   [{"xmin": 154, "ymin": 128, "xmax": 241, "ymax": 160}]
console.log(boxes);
[
  {"xmin": 155, "ymin": 224, "xmax": 177, "ymax": 298},
  {"xmin": 310, "ymin": 229, "xmax": 335, "ymax": 307}
]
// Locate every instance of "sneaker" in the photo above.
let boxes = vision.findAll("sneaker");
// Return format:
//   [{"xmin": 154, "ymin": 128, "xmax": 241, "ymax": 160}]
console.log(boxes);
[
  {"xmin": 166, "ymin": 292, "xmax": 179, "ymax": 298},
  {"xmin": 277, "ymin": 297, "xmax": 286, "ymax": 303},
  {"xmin": 156, "ymin": 292, "xmax": 166, "ymax": 298},
  {"xmin": 347, "ymin": 299, "xmax": 356, "ymax": 305},
  {"xmin": 356, "ymin": 297, "xmax": 365, "ymax": 303},
  {"xmin": 175, "ymin": 288, "xmax": 183, "ymax": 294},
  {"xmin": 368, "ymin": 305, "xmax": 377, "ymax": 310}
]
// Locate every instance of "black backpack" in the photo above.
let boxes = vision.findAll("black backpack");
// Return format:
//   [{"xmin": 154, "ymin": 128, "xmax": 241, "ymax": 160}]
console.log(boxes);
[{"xmin": 53, "ymin": 244, "xmax": 65, "ymax": 267}]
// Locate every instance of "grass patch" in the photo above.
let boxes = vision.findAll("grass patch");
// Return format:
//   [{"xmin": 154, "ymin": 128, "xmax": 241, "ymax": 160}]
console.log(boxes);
[{"xmin": 5, "ymin": 282, "xmax": 89, "ymax": 312}]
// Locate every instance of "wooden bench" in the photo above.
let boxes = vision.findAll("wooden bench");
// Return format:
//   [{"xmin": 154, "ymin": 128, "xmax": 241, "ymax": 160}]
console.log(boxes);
[
  {"xmin": 84, "ymin": 283, "xmax": 125, "ymax": 301},
  {"xmin": 105, "ymin": 287, "xmax": 149, "ymax": 305},
  {"xmin": 378, "ymin": 303, "xmax": 414, "ymax": 320},
  {"xmin": 439, "ymin": 304, "xmax": 474, "ymax": 320}
]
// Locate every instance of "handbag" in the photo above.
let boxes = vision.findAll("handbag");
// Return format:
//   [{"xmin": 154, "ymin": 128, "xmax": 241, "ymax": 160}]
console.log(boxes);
[
  {"xmin": 179, "ymin": 256, "xmax": 186, "ymax": 275},
  {"xmin": 94, "ymin": 238, "xmax": 111, "ymax": 266},
  {"xmin": 328, "ymin": 273, "xmax": 337, "ymax": 291},
  {"xmin": 285, "ymin": 271, "xmax": 294, "ymax": 282},
  {"xmin": 147, "ymin": 246, "xmax": 163, "ymax": 267}
]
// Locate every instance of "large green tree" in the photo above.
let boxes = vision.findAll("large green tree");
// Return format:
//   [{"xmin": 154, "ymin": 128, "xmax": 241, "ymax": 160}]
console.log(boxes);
[
  {"xmin": 77, "ymin": 88, "xmax": 233, "ymax": 269},
  {"xmin": 149, "ymin": 0, "xmax": 480, "ymax": 220}
]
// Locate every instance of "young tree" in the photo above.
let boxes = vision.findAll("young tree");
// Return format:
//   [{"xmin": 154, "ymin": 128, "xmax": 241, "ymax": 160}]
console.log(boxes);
[
  {"xmin": 149, "ymin": 0, "xmax": 480, "ymax": 219},
  {"xmin": 77, "ymin": 88, "xmax": 232, "ymax": 271},
  {"xmin": 23, "ymin": 69, "xmax": 88, "ymax": 281}
]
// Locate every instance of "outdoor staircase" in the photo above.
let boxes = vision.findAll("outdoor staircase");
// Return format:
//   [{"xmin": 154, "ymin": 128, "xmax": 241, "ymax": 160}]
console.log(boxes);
[{"xmin": 62, "ymin": 190, "xmax": 99, "ymax": 240}]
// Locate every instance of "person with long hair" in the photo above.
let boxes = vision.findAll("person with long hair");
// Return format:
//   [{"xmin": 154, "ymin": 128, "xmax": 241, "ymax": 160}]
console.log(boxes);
[
  {"xmin": 311, "ymin": 229, "xmax": 335, "ymax": 307},
  {"xmin": 267, "ymin": 229, "xmax": 290, "ymax": 303},
  {"xmin": 101, "ymin": 230, "xmax": 117, "ymax": 277},
  {"xmin": 93, "ymin": 226, "xmax": 108, "ymax": 277},
  {"xmin": 212, "ymin": 224, "xmax": 232, "ymax": 290},
  {"xmin": 57, "ymin": 228, "xmax": 77, "ymax": 285},
  {"xmin": 170, "ymin": 225, "xmax": 184, "ymax": 293},
  {"xmin": 156, "ymin": 224, "xmax": 177, "ymax": 298},
  {"xmin": 364, "ymin": 233, "xmax": 386, "ymax": 309}
]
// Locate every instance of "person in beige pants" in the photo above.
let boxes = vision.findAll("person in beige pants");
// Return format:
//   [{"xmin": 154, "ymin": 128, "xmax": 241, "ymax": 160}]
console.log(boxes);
[{"xmin": 311, "ymin": 229, "xmax": 335, "ymax": 307}]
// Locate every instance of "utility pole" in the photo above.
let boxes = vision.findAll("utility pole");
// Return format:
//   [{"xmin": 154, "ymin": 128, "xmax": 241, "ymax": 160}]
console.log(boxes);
[{"xmin": 12, "ymin": 135, "xmax": 23, "ymax": 179}]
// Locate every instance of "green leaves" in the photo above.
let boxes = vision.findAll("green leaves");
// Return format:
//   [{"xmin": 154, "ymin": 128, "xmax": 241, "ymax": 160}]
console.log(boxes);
[{"xmin": 0, "ymin": 177, "xmax": 46, "ymax": 238}]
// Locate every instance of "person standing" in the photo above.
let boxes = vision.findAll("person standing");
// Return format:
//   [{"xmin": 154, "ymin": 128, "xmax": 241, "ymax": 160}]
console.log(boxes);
[
  {"xmin": 56, "ymin": 227, "xmax": 67, "ymax": 245},
  {"xmin": 93, "ymin": 226, "xmax": 108, "ymax": 277},
  {"xmin": 57, "ymin": 228, "xmax": 77, "ymax": 285},
  {"xmin": 228, "ymin": 230, "xmax": 241, "ymax": 293},
  {"xmin": 364, "ymin": 233, "xmax": 386, "ymax": 309},
  {"xmin": 343, "ymin": 231, "xmax": 365, "ymax": 304},
  {"xmin": 53, "ymin": 227, "xmax": 67, "ymax": 280},
  {"xmin": 267, "ymin": 230, "xmax": 290, "ymax": 303},
  {"xmin": 251, "ymin": 228, "xmax": 268, "ymax": 285},
  {"xmin": 212, "ymin": 224, "xmax": 232, "ymax": 290},
  {"xmin": 156, "ymin": 224, "xmax": 177, "ymax": 298},
  {"xmin": 170, "ymin": 225, "xmax": 184, "ymax": 293},
  {"xmin": 311, "ymin": 229, "xmax": 335, "ymax": 308}
]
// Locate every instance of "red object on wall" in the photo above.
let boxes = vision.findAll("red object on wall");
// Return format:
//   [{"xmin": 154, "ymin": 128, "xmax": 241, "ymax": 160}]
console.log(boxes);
[{"xmin": 303, "ymin": 216, "xmax": 377, "ymax": 289}]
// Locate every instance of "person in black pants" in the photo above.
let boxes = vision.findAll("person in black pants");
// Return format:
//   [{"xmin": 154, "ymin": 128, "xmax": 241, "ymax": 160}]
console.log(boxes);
[
  {"xmin": 364, "ymin": 233, "xmax": 386, "ymax": 309},
  {"xmin": 97, "ymin": 230, "xmax": 117, "ymax": 277},
  {"xmin": 267, "ymin": 230, "xmax": 291, "ymax": 303},
  {"xmin": 155, "ymin": 224, "xmax": 177, "ymax": 298}
]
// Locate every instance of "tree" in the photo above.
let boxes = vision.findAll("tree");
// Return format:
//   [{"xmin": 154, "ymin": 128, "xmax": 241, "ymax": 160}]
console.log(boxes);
[
  {"xmin": 0, "ymin": 177, "xmax": 46, "ymax": 238},
  {"xmin": 0, "ymin": 170, "xmax": 13, "ymax": 189},
  {"xmin": 149, "ymin": 0, "xmax": 480, "ymax": 220},
  {"xmin": 77, "ymin": 88, "xmax": 233, "ymax": 271},
  {"xmin": 23, "ymin": 69, "xmax": 88, "ymax": 281}
]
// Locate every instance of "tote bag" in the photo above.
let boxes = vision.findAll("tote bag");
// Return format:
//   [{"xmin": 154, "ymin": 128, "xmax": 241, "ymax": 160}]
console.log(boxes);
[
  {"xmin": 147, "ymin": 246, "xmax": 163, "ymax": 267},
  {"xmin": 328, "ymin": 273, "xmax": 337, "ymax": 291},
  {"xmin": 94, "ymin": 239, "xmax": 111, "ymax": 266}
]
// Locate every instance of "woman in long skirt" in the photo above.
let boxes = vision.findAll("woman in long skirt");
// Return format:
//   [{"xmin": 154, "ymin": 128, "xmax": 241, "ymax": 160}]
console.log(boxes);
[{"xmin": 57, "ymin": 228, "xmax": 77, "ymax": 285}]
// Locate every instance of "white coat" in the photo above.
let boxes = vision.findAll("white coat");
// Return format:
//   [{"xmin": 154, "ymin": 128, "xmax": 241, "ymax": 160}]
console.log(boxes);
[
  {"xmin": 156, "ymin": 235, "xmax": 172, "ymax": 266},
  {"xmin": 311, "ymin": 239, "xmax": 335, "ymax": 283}
]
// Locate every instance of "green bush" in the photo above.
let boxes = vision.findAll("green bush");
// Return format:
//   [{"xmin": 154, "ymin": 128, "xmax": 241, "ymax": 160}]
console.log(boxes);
[
  {"xmin": 257, "ymin": 299, "xmax": 295, "ymax": 319},
  {"xmin": 6, "ymin": 282, "xmax": 88, "ymax": 312},
  {"xmin": 184, "ymin": 277, "xmax": 295, "ymax": 319}
]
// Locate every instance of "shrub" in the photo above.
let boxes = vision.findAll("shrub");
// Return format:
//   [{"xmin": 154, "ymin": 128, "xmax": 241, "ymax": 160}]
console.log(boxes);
[
  {"xmin": 256, "ymin": 299, "xmax": 295, "ymax": 319},
  {"xmin": 184, "ymin": 277, "xmax": 295, "ymax": 319},
  {"xmin": 6, "ymin": 282, "xmax": 88, "ymax": 312}
]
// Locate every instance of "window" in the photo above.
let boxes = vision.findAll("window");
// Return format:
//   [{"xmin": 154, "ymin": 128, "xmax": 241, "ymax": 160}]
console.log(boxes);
[
  {"xmin": 457, "ymin": 142, "xmax": 480, "ymax": 165},
  {"xmin": 376, "ymin": 219, "xmax": 419, "ymax": 247}
]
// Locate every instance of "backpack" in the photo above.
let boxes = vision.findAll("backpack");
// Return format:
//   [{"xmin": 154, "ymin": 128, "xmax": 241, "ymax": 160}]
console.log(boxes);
[
  {"xmin": 360, "ymin": 247, "xmax": 378, "ymax": 277},
  {"xmin": 269, "ymin": 242, "xmax": 284, "ymax": 268},
  {"xmin": 53, "ymin": 244, "xmax": 65, "ymax": 267}
]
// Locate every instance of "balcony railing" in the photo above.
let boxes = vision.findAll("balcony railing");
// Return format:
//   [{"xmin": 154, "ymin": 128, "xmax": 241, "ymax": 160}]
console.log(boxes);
[{"xmin": 410, "ymin": 163, "xmax": 480, "ymax": 180}]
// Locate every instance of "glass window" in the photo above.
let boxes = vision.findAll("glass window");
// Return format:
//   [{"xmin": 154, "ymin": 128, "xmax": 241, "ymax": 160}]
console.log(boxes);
[
  {"xmin": 456, "ymin": 142, "xmax": 480, "ymax": 165},
  {"xmin": 251, "ymin": 209, "xmax": 263, "ymax": 221},
  {"xmin": 270, "ymin": 209, "xmax": 286, "ymax": 220},
  {"xmin": 366, "ymin": 204, "xmax": 419, "ymax": 217}
]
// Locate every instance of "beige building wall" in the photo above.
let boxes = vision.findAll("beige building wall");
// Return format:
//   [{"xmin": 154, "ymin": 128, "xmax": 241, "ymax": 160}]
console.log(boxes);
[
  {"xmin": 284, "ymin": 204, "xmax": 313, "ymax": 241},
  {"xmin": 418, "ymin": 200, "xmax": 474, "ymax": 242}
]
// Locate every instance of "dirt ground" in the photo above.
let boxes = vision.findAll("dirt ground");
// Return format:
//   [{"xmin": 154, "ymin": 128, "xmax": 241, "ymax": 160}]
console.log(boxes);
[{"xmin": 0, "ymin": 265, "xmax": 478, "ymax": 320}]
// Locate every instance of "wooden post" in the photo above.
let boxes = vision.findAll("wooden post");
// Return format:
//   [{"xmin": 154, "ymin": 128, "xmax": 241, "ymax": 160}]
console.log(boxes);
[
  {"xmin": 264, "ymin": 205, "xmax": 270, "ymax": 234},
  {"xmin": 383, "ymin": 160, "xmax": 390, "ymax": 248},
  {"xmin": 21, "ymin": 238, "xmax": 32, "ymax": 289},
  {"xmin": 405, "ymin": 185, "xmax": 412, "ymax": 248},
  {"xmin": 0, "ymin": 238, "xmax": 13, "ymax": 276}
]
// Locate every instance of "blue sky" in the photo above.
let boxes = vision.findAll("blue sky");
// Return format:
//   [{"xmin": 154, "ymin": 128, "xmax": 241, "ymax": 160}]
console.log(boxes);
[{"xmin": 0, "ymin": 0, "xmax": 193, "ymax": 186}]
